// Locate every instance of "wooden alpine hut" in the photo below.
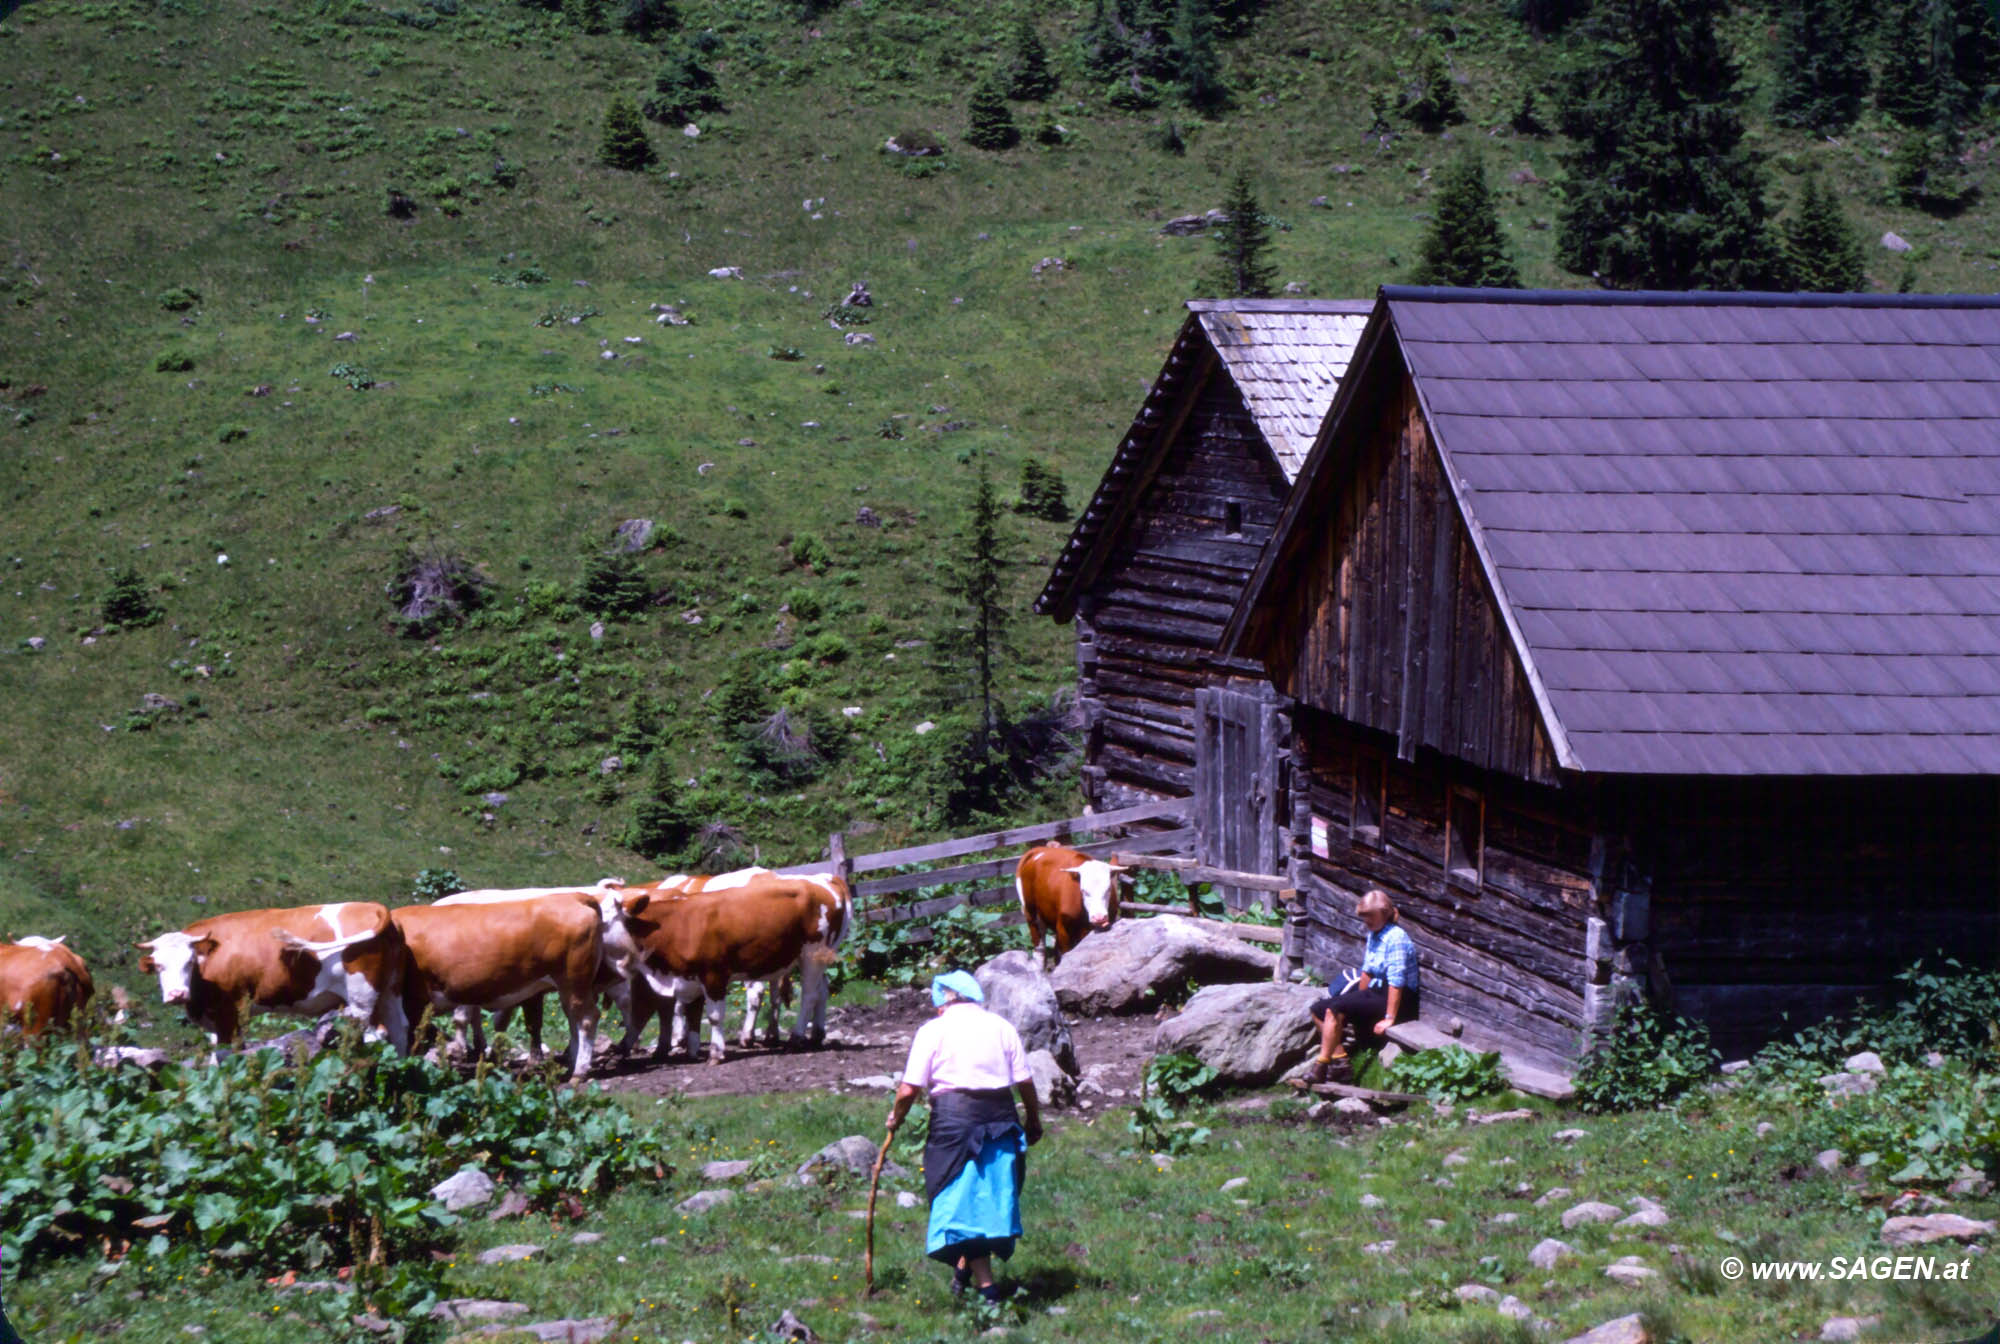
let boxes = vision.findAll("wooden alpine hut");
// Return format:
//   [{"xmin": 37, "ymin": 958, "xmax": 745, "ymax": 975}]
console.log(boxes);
[
  {"xmin": 1223, "ymin": 287, "xmax": 2000, "ymax": 1066},
  {"xmin": 1035, "ymin": 299, "xmax": 1371, "ymax": 896}
]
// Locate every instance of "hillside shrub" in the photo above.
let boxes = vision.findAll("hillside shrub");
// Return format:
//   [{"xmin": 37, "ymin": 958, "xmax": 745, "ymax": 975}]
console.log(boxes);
[
  {"xmin": 965, "ymin": 75, "xmax": 1019, "ymax": 150},
  {"xmin": 154, "ymin": 349, "xmax": 193, "ymax": 372},
  {"xmin": 839, "ymin": 902, "xmax": 1026, "ymax": 992},
  {"xmin": 1890, "ymin": 130, "xmax": 1977, "ymax": 215},
  {"xmin": 156, "ymin": 286, "xmax": 200, "ymax": 311},
  {"xmin": 1402, "ymin": 44, "xmax": 1465, "ymax": 130},
  {"xmin": 100, "ymin": 567, "xmax": 161, "ymax": 630},
  {"xmin": 1572, "ymin": 997, "xmax": 1716, "ymax": 1112},
  {"xmin": 1015, "ymin": 456, "xmax": 1069, "ymax": 520},
  {"xmin": 598, "ymin": 97, "xmax": 656, "ymax": 171},
  {"xmin": 576, "ymin": 549, "xmax": 652, "ymax": 615},
  {"xmin": 643, "ymin": 42, "xmax": 722, "ymax": 124},
  {"xmin": 623, "ymin": 753, "xmax": 693, "ymax": 860},
  {"xmin": 782, "ymin": 587, "xmax": 823, "ymax": 621},
  {"xmin": 1007, "ymin": 19, "xmax": 1056, "ymax": 100},
  {"xmin": 0, "ymin": 1030, "xmax": 673, "ymax": 1276},
  {"xmin": 619, "ymin": 0, "xmax": 676, "ymax": 39},
  {"xmin": 789, "ymin": 532, "xmax": 832, "ymax": 571},
  {"xmin": 1389, "ymin": 1044, "xmax": 1505, "ymax": 1101}
]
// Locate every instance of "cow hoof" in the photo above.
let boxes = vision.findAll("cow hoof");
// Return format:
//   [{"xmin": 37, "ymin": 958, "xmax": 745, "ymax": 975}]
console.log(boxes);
[{"xmin": 809, "ymin": 1028, "xmax": 826, "ymax": 1050}]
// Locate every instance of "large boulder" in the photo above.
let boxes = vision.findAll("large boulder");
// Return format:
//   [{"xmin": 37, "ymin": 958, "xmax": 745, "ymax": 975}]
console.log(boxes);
[
  {"xmin": 1051, "ymin": 914, "xmax": 1277, "ymax": 1016},
  {"xmin": 1024, "ymin": 1049, "xmax": 1078, "ymax": 1109},
  {"xmin": 1150, "ymin": 982, "xmax": 1323, "ymax": 1085},
  {"xmin": 976, "ymin": 950, "xmax": 1076, "ymax": 1074}
]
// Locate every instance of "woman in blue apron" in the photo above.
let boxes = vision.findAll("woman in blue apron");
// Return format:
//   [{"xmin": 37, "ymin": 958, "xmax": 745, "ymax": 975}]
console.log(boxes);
[{"xmin": 885, "ymin": 971, "xmax": 1043, "ymax": 1302}]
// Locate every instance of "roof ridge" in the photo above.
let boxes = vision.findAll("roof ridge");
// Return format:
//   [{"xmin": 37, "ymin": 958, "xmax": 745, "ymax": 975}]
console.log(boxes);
[
  {"xmin": 1187, "ymin": 298, "xmax": 1376, "ymax": 314},
  {"xmin": 1381, "ymin": 285, "xmax": 2000, "ymax": 310}
]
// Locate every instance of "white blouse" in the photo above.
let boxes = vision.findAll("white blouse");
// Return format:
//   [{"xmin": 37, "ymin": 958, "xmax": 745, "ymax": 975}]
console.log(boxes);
[{"xmin": 902, "ymin": 1002, "xmax": 1032, "ymax": 1093}]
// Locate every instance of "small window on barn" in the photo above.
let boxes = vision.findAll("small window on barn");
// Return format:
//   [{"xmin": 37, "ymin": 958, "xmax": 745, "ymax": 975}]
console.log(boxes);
[
  {"xmin": 1446, "ymin": 786, "xmax": 1484, "ymax": 890},
  {"xmin": 1223, "ymin": 501, "xmax": 1243, "ymax": 535},
  {"xmin": 1351, "ymin": 752, "xmax": 1385, "ymax": 848}
]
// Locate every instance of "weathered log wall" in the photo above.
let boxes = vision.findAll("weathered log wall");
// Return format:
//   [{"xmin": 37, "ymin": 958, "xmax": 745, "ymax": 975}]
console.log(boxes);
[{"xmin": 1076, "ymin": 371, "xmax": 1291, "ymax": 812}]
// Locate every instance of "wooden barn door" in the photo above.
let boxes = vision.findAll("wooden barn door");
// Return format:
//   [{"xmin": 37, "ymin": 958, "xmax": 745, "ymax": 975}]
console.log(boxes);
[{"xmin": 1195, "ymin": 685, "xmax": 1286, "ymax": 910}]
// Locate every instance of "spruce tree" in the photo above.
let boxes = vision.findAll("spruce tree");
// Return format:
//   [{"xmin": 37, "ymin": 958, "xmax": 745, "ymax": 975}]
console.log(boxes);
[
  {"xmin": 1516, "ymin": 0, "xmax": 1591, "ymax": 34},
  {"xmin": 1008, "ymin": 18, "xmax": 1057, "ymax": 101},
  {"xmin": 1555, "ymin": 0, "xmax": 1784, "ymax": 290},
  {"xmin": 1404, "ymin": 44, "xmax": 1466, "ymax": 130},
  {"xmin": 1770, "ymin": 0, "xmax": 1870, "ymax": 132},
  {"xmin": 100, "ymin": 567, "xmax": 160, "ymax": 629},
  {"xmin": 1876, "ymin": 0, "xmax": 1999, "ymax": 127},
  {"xmin": 1016, "ymin": 457, "xmax": 1070, "ymax": 520},
  {"xmin": 1173, "ymin": 0, "xmax": 1229, "ymax": 111},
  {"xmin": 598, "ymin": 97, "xmax": 656, "ymax": 171},
  {"xmin": 1890, "ymin": 126, "xmax": 1977, "ymax": 213},
  {"xmin": 1413, "ymin": 153, "xmax": 1524, "ymax": 288},
  {"xmin": 562, "ymin": 0, "xmax": 607, "ymax": 33},
  {"xmin": 1207, "ymin": 168, "xmax": 1278, "ymax": 298},
  {"xmin": 965, "ymin": 75, "xmax": 1020, "ymax": 150},
  {"xmin": 1080, "ymin": 0, "xmax": 1131, "ymax": 78},
  {"xmin": 623, "ymin": 752, "xmax": 693, "ymax": 862},
  {"xmin": 930, "ymin": 460, "xmax": 1015, "ymax": 763},
  {"xmin": 1783, "ymin": 172, "xmax": 1869, "ymax": 291}
]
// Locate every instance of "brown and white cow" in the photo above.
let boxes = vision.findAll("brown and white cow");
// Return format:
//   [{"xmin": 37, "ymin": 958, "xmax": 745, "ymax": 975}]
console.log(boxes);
[
  {"xmin": 136, "ymin": 904, "xmax": 408, "ymax": 1049},
  {"xmin": 431, "ymin": 879, "xmax": 636, "ymax": 1056},
  {"xmin": 616, "ymin": 874, "xmax": 847, "ymax": 1063},
  {"xmin": 1016, "ymin": 845, "xmax": 1127, "ymax": 967},
  {"xmin": 391, "ymin": 894, "xmax": 610, "ymax": 1081},
  {"xmin": 0, "ymin": 936, "xmax": 94, "ymax": 1038}
]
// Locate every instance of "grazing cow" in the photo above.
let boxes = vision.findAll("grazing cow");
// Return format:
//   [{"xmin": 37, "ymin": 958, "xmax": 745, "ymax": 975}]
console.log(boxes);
[
  {"xmin": 616, "ymin": 875, "xmax": 847, "ymax": 1063},
  {"xmin": 432, "ymin": 880, "xmax": 635, "ymax": 1055},
  {"xmin": 1016, "ymin": 845, "xmax": 1127, "ymax": 967},
  {"xmin": 136, "ymin": 904, "xmax": 407, "ymax": 1048},
  {"xmin": 392, "ymin": 895, "xmax": 609, "ymax": 1081},
  {"xmin": 0, "ymin": 936, "xmax": 94, "ymax": 1038}
]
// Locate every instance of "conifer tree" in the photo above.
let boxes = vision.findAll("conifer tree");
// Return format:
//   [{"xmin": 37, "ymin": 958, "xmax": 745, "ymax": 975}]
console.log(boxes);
[
  {"xmin": 1008, "ymin": 18, "xmax": 1058, "ymax": 101},
  {"xmin": 623, "ymin": 752, "xmax": 693, "ymax": 862},
  {"xmin": 965, "ymin": 75, "xmax": 1020, "ymax": 150},
  {"xmin": 1516, "ymin": 0, "xmax": 1591, "ymax": 34},
  {"xmin": 1511, "ymin": 88, "xmax": 1549, "ymax": 135},
  {"xmin": 1080, "ymin": 0, "xmax": 1131, "ymax": 77},
  {"xmin": 598, "ymin": 97, "xmax": 656, "ymax": 171},
  {"xmin": 1016, "ymin": 457, "xmax": 1070, "ymax": 520},
  {"xmin": 1783, "ymin": 172, "xmax": 1869, "ymax": 291},
  {"xmin": 1413, "ymin": 153, "xmax": 1523, "ymax": 288},
  {"xmin": 1173, "ymin": 0, "xmax": 1229, "ymax": 111},
  {"xmin": 1770, "ymin": 0, "xmax": 1870, "ymax": 132},
  {"xmin": 1404, "ymin": 44, "xmax": 1466, "ymax": 130},
  {"xmin": 562, "ymin": 0, "xmax": 607, "ymax": 34},
  {"xmin": 1208, "ymin": 168, "xmax": 1277, "ymax": 298},
  {"xmin": 930, "ymin": 461, "xmax": 1014, "ymax": 762},
  {"xmin": 1890, "ymin": 126, "xmax": 1977, "ymax": 213},
  {"xmin": 1555, "ymin": 0, "xmax": 1783, "ymax": 290}
]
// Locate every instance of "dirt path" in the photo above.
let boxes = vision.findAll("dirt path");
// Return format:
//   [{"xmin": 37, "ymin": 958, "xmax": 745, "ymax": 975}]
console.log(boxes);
[{"xmin": 595, "ymin": 986, "xmax": 1163, "ymax": 1112}]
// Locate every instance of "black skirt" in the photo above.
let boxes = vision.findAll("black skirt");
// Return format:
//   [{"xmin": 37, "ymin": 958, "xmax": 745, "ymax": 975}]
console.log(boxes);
[{"xmin": 923, "ymin": 1086, "xmax": 1021, "ymax": 1203}]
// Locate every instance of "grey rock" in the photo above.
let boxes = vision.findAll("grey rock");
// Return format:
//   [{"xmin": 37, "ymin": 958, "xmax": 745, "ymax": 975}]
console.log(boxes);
[
  {"xmin": 1815, "ymin": 1148, "xmax": 1844, "ymax": 1173},
  {"xmin": 1820, "ymin": 1315, "xmax": 1881, "ymax": 1342},
  {"xmin": 23, "ymin": 636, "xmax": 44, "ymax": 651},
  {"xmin": 845, "ymin": 1074, "xmax": 898, "ymax": 1090},
  {"xmin": 1528, "ymin": 1238, "xmax": 1574, "ymax": 1270},
  {"xmin": 796, "ymin": 1135, "xmax": 906, "ymax": 1186},
  {"xmin": 1334, "ymin": 1095, "xmax": 1373, "ymax": 1116},
  {"xmin": 1821, "ymin": 1070, "xmax": 1877, "ymax": 1097},
  {"xmin": 1554, "ymin": 1128, "xmax": 1590, "ymax": 1142},
  {"xmin": 1468, "ymin": 1108, "xmax": 1536, "ymax": 1125},
  {"xmin": 1755, "ymin": 1121, "xmax": 1776, "ymax": 1137},
  {"xmin": 1888, "ymin": 1191, "xmax": 1950, "ymax": 1214},
  {"xmin": 570, "ymin": 1232, "xmax": 603, "ymax": 1245},
  {"xmin": 1561, "ymin": 1313, "xmax": 1649, "ymax": 1344},
  {"xmin": 1053, "ymin": 915, "xmax": 1277, "ymax": 1016},
  {"xmin": 1026, "ymin": 1048, "xmax": 1077, "ymax": 1109},
  {"xmin": 1443, "ymin": 1149, "xmax": 1470, "ymax": 1167},
  {"xmin": 1562, "ymin": 1201, "xmax": 1624, "ymax": 1229},
  {"xmin": 1925, "ymin": 1050, "xmax": 1949, "ymax": 1069},
  {"xmin": 94, "ymin": 1045, "xmax": 170, "ymax": 1070},
  {"xmin": 1618, "ymin": 1206, "xmax": 1670, "ymax": 1228},
  {"xmin": 431, "ymin": 1300, "xmax": 528, "ymax": 1323},
  {"xmin": 1534, "ymin": 1186, "xmax": 1574, "ymax": 1208},
  {"xmin": 976, "ymin": 950, "xmax": 1076, "ymax": 1073},
  {"xmin": 700, "ymin": 1159, "xmax": 753, "ymax": 1182},
  {"xmin": 1220, "ymin": 1177, "xmax": 1248, "ymax": 1192},
  {"xmin": 1159, "ymin": 214, "xmax": 1212, "ymax": 236},
  {"xmin": 1497, "ymin": 1295, "xmax": 1536, "ymax": 1322},
  {"xmin": 1308, "ymin": 195, "xmax": 1331, "ymax": 209},
  {"xmin": 430, "ymin": 1167, "xmax": 497, "ymax": 1213},
  {"xmin": 1844, "ymin": 1050, "xmax": 1885, "ymax": 1074},
  {"xmin": 771, "ymin": 1307, "xmax": 818, "ymax": 1342},
  {"xmin": 511, "ymin": 1319, "xmax": 618, "ymax": 1342},
  {"xmin": 1360, "ymin": 1192, "xmax": 1385, "ymax": 1209},
  {"xmin": 1882, "ymin": 231, "xmax": 1913, "ymax": 253},
  {"xmin": 1603, "ymin": 1255, "xmax": 1658, "ymax": 1285},
  {"xmin": 1490, "ymin": 1212, "xmax": 1521, "ymax": 1225},
  {"xmin": 896, "ymin": 1191, "xmax": 919, "ymax": 1209},
  {"xmin": 1720, "ymin": 1059, "xmax": 1752, "ymax": 1074},
  {"xmin": 1881, "ymin": 1213, "xmax": 1995, "ymax": 1246},
  {"xmin": 676, "ymin": 1189, "xmax": 735, "ymax": 1215},
  {"xmin": 475, "ymin": 1243, "xmax": 541, "ymax": 1264},
  {"xmin": 613, "ymin": 519, "xmax": 655, "ymax": 553},
  {"xmin": 1361, "ymin": 1239, "xmax": 1397, "ymax": 1255},
  {"xmin": 1456, "ymin": 1284, "xmax": 1501, "ymax": 1304},
  {"xmin": 1148, "ymin": 981, "xmax": 1322, "ymax": 1085}
]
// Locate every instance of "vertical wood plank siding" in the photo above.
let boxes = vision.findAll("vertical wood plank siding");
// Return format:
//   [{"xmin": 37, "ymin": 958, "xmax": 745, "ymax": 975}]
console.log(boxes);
[
  {"xmin": 1078, "ymin": 374, "xmax": 1291, "ymax": 811},
  {"xmin": 1263, "ymin": 372, "xmax": 1559, "ymax": 786},
  {"xmin": 1292, "ymin": 709, "xmax": 1594, "ymax": 1067}
]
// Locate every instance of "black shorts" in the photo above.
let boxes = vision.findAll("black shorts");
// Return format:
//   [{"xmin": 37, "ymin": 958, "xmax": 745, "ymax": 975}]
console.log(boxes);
[{"xmin": 1309, "ymin": 985, "xmax": 1419, "ymax": 1040}]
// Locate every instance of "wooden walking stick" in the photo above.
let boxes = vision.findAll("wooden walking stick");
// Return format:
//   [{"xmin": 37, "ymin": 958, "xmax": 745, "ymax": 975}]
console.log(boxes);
[{"xmin": 864, "ymin": 1129, "xmax": 894, "ymax": 1296}]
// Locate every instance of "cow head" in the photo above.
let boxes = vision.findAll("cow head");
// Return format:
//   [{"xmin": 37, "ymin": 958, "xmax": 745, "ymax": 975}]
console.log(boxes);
[
  {"xmin": 134, "ymin": 932, "xmax": 216, "ymax": 1005},
  {"xmin": 1064, "ymin": 861, "xmax": 1127, "ymax": 929}
]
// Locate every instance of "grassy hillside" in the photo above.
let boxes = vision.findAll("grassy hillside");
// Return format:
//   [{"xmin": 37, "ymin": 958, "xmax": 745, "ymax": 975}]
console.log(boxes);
[{"xmin": 3, "ymin": 0, "xmax": 1999, "ymax": 970}]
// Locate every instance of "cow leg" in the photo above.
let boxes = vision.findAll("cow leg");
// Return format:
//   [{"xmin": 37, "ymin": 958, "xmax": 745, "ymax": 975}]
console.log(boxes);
[
  {"xmin": 601, "ymin": 975, "xmax": 634, "ymax": 1056},
  {"xmin": 739, "ymin": 980, "xmax": 764, "ymax": 1049},
  {"xmin": 674, "ymin": 984, "xmax": 703, "ymax": 1060},
  {"xmin": 790, "ymin": 959, "xmax": 829, "ymax": 1049},
  {"xmin": 375, "ymin": 990, "xmax": 412, "ymax": 1054},
  {"xmin": 522, "ymin": 997, "xmax": 546, "ymax": 1061},
  {"xmin": 702, "ymin": 979, "xmax": 728, "ymax": 1065},
  {"xmin": 559, "ymin": 987, "xmax": 597, "ymax": 1082}
]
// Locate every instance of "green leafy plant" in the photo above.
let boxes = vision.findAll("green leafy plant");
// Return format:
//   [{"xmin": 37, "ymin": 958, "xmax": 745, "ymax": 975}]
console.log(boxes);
[
  {"xmin": 1390, "ymin": 1043, "xmax": 1506, "ymax": 1102},
  {"xmin": 1572, "ymin": 997, "xmax": 1715, "ymax": 1112},
  {"xmin": 329, "ymin": 362, "xmax": 375, "ymax": 390},
  {"xmin": 410, "ymin": 867, "xmax": 462, "ymax": 900},
  {"xmin": 1128, "ymin": 1051, "xmax": 1217, "ymax": 1155}
]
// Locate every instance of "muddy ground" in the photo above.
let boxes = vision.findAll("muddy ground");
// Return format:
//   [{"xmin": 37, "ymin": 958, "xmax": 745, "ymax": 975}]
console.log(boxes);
[{"xmin": 594, "ymin": 985, "xmax": 1166, "ymax": 1114}]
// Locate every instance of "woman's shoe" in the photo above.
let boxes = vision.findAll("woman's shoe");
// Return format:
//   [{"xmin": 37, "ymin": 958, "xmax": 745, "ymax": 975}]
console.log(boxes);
[{"xmin": 951, "ymin": 1265, "xmax": 972, "ymax": 1297}]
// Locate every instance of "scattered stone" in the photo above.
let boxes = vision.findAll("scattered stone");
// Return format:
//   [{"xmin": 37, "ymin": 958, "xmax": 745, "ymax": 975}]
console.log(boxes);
[
  {"xmin": 784, "ymin": 1254, "xmax": 835, "ymax": 1265},
  {"xmin": 1159, "ymin": 214, "xmax": 1212, "ymax": 236},
  {"xmin": 1534, "ymin": 1187, "xmax": 1574, "ymax": 1208},
  {"xmin": 1925, "ymin": 1050, "xmax": 1948, "ymax": 1069},
  {"xmin": 475, "ymin": 1244, "xmax": 540, "ymax": 1265},
  {"xmin": 507, "ymin": 1318, "xmax": 618, "ymax": 1342},
  {"xmin": 1151, "ymin": 1153, "xmax": 1175, "ymax": 1171},
  {"xmin": 1561, "ymin": 1313, "xmax": 1649, "ymax": 1344},
  {"xmin": 1562, "ymin": 1201, "xmax": 1624, "ymax": 1229},
  {"xmin": 913, "ymin": 720, "xmax": 935, "ymax": 735},
  {"xmin": 1528, "ymin": 1238, "xmax": 1574, "ymax": 1270},
  {"xmin": 1030, "ymin": 256, "xmax": 1070, "ymax": 276},
  {"xmin": 599, "ymin": 756, "xmax": 622, "ymax": 775},
  {"xmin": 1490, "ymin": 1212, "xmax": 1521, "ymax": 1225},
  {"xmin": 845, "ymin": 1074, "xmax": 897, "ymax": 1090},
  {"xmin": 676, "ymin": 1189, "xmax": 735, "ymax": 1215},
  {"xmin": 23, "ymin": 636, "xmax": 45, "ymax": 651},
  {"xmin": 1059, "ymin": 917, "xmax": 1278, "ymax": 1017},
  {"xmin": 1308, "ymin": 195, "xmax": 1331, "ymax": 209},
  {"xmin": 1456, "ymin": 1284, "xmax": 1501, "ymax": 1304},
  {"xmin": 1948, "ymin": 1165, "xmax": 1994, "ymax": 1198},
  {"xmin": 432, "ymin": 1300, "xmax": 528, "ymax": 1323},
  {"xmin": 1361, "ymin": 1240, "xmax": 1397, "ymax": 1255},
  {"xmin": 1305, "ymin": 1100, "xmax": 1334, "ymax": 1121},
  {"xmin": 1720, "ymin": 1059, "xmax": 1752, "ymax": 1074},
  {"xmin": 1220, "ymin": 1177, "xmax": 1248, "ymax": 1193},
  {"xmin": 843, "ymin": 332, "xmax": 876, "ymax": 346},
  {"xmin": 708, "ymin": 266, "xmax": 743, "ymax": 279},
  {"xmin": 1755, "ymin": 1121, "xmax": 1776, "ymax": 1138},
  {"xmin": 1426, "ymin": 1218, "xmax": 1447, "ymax": 1230},
  {"xmin": 976, "ymin": 950, "xmax": 1077, "ymax": 1073},
  {"xmin": 1882, "ymin": 231, "xmax": 1913, "ymax": 253},
  {"xmin": 1469, "ymin": 1108, "xmax": 1536, "ymax": 1125},
  {"xmin": 1359, "ymin": 1192, "xmax": 1385, "ymax": 1209},
  {"xmin": 1603, "ymin": 1255, "xmax": 1658, "ymax": 1285},
  {"xmin": 430, "ymin": 1168, "xmax": 497, "ymax": 1214},
  {"xmin": 1820, "ymin": 1315, "xmax": 1882, "ymax": 1341},
  {"xmin": 1497, "ymin": 1295, "xmax": 1536, "ymax": 1321},
  {"xmin": 1025, "ymin": 1048, "xmax": 1078, "ymax": 1109},
  {"xmin": 1888, "ymin": 1191, "xmax": 1951, "ymax": 1214},
  {"xmin": 1619, "ymin": 1206, "xmax": 1670, "ymax": 1229},
  {"xmin": 896, "ymin": 1191, "xmax": 919, "ymax": 1209},
  {"xmin": 1376, "ymin": 1041, "xmax": 1402, "ymax": 1068},
  {"xmin": 771, "ymin": 1307, "xmax": 818, "ymax": 1343},
  {"xmin": 796, "ymin": 1135, "xmax": 906, "ymax": 1186},
  {"xmin": 613, "ymin": 518, "xmax": 654, "ymax": 552},
  {"xmin": 1881, "ymin": 1213, "xmax": 1995, "ymax": 1247},
  {"xmin": 1443, "ymin": 1150, "xmax": 1470, "ymax": 1167},
  {"xmin": 1334, "ymin": 1096, "xmax": 1373, "ymax": 1116},
  {"xmin": 94, "ymin": 1045, "xmax": 170, "ymax": 1070},
  {"xmin": 1554, "ymin": 1128, "xmax": 1590, "ymax": 1143},
  {"xmin": 140, "ymin": 692, "xmax": 182, "ymax": 713},
  {"xmin": 1844, "ymin": 1051, "xmax": 1885, "ymax": 1074},
  {"xmin": 569, "ymin": 1232, "xmax": 603, "ymax": 1246},
  {"xmin": 1815, "ymin": 1149, "xmax": 1844, "ymax": 1174},
  {"xmin": 1509, "ymin": 166, "xmax": 1542, "ymax": 185},
  {"xmin": 1820, "ymin": 1070, "xmax": 1878, "ymax": 1097},
  {"xmin": 488, "ymin": 1190, "xmax": 532, "ymax": 1221}
]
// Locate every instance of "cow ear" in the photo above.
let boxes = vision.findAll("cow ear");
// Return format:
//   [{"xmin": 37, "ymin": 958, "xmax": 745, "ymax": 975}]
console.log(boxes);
[
  {"xmin": 625, "ymin": 892, "xmax": 652, "ymax": 916},
  {"xmin": 192, "ymin": 937, "xmax": 218, "ymax": 957}
]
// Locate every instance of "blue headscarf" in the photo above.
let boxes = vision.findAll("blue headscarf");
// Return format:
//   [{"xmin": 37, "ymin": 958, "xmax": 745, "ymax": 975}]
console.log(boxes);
[{"xmin": 931, "ymin": 970, "xmax": 984, "ymax": 1007}]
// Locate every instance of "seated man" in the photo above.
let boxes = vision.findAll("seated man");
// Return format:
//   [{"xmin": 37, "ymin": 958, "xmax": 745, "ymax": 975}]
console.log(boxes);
[{"xmin": 1304, "ymin": 888, "xmax": 1420, "ymax": 1084}]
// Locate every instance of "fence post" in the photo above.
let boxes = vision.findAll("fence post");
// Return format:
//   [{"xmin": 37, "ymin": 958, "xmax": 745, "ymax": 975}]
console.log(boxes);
[{"xmin": 829, "ymin": 830, "xmax": 852, "ymax": 906}]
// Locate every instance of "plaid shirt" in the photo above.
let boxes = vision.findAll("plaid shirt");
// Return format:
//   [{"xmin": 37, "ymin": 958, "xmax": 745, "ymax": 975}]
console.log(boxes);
[{"xmin": 1362, "ymin": 921, "xmax": 1419, "ymax": 990}]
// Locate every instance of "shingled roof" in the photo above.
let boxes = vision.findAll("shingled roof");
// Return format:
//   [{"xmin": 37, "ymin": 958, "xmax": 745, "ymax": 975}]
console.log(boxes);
[
  {"xmin": 1035, "ymin": 299, "xmax": 1371, "ymax": 620},
  {"xmin": 1230, "ymin": 287, "xmax": 2000, "ymax": 777}
]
